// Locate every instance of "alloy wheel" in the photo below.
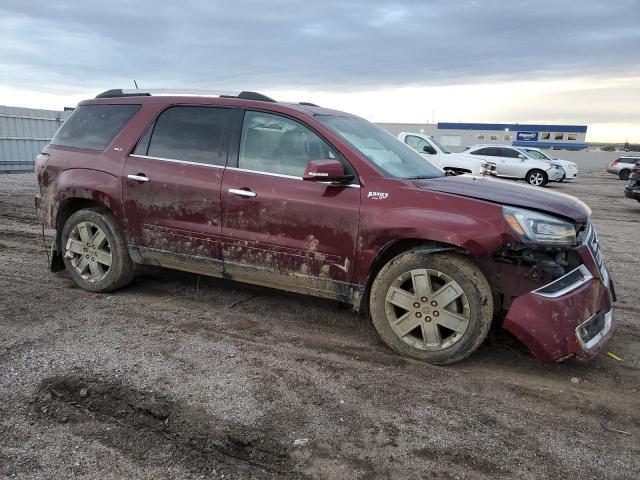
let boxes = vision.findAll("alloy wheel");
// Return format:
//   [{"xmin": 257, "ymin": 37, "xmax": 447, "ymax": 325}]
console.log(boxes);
[
  {"xmin": 383, "ymin": 268, "xmax": 470, "ymax": 351},
  {"xmin": 65, "ymin": 221, "xmax": 112, "ymax": 283},
  {"xmin": 529, "ymin": 172, "xmax": 544, "ymax": 186}
]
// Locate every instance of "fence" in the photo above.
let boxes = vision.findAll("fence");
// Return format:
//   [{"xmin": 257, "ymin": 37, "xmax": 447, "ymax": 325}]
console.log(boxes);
[{"xmin": 0, "ymin": 106, "xmax": 70, "ymax": 172}]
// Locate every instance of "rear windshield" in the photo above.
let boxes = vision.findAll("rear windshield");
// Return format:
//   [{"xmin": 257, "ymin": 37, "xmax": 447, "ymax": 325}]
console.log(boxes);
[{"xmin": 51, "ymin": 104, "xmax": 140, "ymax": 150}]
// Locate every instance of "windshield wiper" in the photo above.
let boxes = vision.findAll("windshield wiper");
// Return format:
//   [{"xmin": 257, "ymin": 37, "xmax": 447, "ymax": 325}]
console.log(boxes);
[{"xmin": 404, "ymin": 175, "xmax": 437, "ymax": 180}]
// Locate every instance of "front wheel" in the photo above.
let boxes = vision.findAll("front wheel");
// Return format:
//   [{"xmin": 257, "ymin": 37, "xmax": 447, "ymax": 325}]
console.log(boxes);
[
  {"xmin": 526, "ymin": 169, "xmax": 548, "ymax": 187},
  {"xmin": 61, "ymin": 208, "xmax": 134, "ymax": 292},
  {"xmin": 369, "ymin": 251, "xmax": 493, "ymax": 365}
]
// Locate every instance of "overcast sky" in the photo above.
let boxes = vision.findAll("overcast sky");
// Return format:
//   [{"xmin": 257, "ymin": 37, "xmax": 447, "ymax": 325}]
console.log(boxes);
[{"xmin": 1, "ymin": 0, "xmax": 639, "ymax": 141}]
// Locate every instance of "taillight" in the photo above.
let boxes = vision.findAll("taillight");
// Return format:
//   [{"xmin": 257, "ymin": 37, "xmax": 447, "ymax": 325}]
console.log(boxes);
[
  {"xmin": 34, "ymin": 153, "xmax": 50, "ymax": 175},
  {"xmin": 610, "ymin": 160, "xmax": 618, "ymax": 167}
]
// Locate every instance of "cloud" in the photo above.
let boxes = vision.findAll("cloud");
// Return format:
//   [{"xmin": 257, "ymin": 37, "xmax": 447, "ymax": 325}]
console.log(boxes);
[{"xmin": 0, "ymin": 0, "xmax": 639, "ymax": 92}]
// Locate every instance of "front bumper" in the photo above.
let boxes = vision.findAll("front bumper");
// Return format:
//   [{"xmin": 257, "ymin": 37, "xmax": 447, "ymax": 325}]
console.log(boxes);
[
  {"xmin": 561, "ymin": 166, "xmax": 578, "ymax": 181},
  {"xmin": 502, "ymin": 246, "xmax": 616, "ymax": 362},
  {"xmin": 547, "ymin": 168, "xmax": 565, "ymax": 181}
]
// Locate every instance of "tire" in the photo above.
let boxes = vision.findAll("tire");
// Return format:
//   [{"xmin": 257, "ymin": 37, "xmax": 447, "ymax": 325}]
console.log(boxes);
[
  {"xmin": 369, "ymin": 251, "xmax": 493, "ymax": 365},
  {"xmin": 526, "ymin": 169, "xmax": 548, "ymax": 187},
  {"xmin": 61, "ymin": 208, "xmax": 134, "ymax": 292},
  {"xmin": 619, "ymin": 169, "xmax": 631, "ymax": 180}
]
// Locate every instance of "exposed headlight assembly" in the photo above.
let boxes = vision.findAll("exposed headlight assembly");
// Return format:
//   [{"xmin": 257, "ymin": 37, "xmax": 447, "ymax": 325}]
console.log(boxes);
[{"xmin": 503, "ymin": 206, "xmax": 576, "ymax": 246}]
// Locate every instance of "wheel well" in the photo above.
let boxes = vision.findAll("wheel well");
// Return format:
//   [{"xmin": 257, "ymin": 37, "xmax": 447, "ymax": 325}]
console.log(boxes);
[
  {"xmin": 358, "ymin": 238, "xmax": 461, "ymax": 315},
  {"xmin": 526, "ymin": 168, "xmax": 547, "ymax": 178},
  {"xmin": 55, "ymin": 198, "xmax": 110, "ymax": 248}
]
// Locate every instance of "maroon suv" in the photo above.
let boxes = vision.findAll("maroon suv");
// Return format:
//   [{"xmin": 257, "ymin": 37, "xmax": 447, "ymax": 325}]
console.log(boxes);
[{"xmin": 35, "ymin": 89, "xmax": 616, "ymax": 365}]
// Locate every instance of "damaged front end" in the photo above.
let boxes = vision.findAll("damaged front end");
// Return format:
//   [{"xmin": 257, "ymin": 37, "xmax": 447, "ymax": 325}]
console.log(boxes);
[{"xmin": 478, "ymin": 208, "xmax": 616, "ymax": 363}]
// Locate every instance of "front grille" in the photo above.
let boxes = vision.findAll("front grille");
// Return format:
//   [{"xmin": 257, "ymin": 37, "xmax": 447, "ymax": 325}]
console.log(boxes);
[{"xmin": 583, "ymin": 222, "xmax": 604, "ymax": 275}]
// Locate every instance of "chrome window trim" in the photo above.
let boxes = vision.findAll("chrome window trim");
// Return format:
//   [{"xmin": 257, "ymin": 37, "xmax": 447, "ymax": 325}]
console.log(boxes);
[
  {"xmin": 128, "ymin": 156, "xmax": 361, "ymax": 187},
  {"xmin": 576, "ymin": 309, "xmax": 613, "ymax": 351},
  {"xmin": 129, "ymin": 154, "xmax": 225, "ymax": 169},
  {"xmin": 226, "ymin": 166, "xmax": 361, "ymax": 188},
  {"xmin": 532, "ymin": 264, "xmax": 593, "ymax": 298}
]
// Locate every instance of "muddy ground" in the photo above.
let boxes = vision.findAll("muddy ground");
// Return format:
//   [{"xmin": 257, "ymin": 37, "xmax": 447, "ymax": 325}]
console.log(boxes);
[{"xmin": 1, "ymin": 170, "xmax": 638, "ymax": 479}]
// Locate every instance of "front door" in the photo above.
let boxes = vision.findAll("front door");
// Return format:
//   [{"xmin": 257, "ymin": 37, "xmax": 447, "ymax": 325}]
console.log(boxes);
[
  {"xmin": 123, "ymin": 105, "xmax": 239, "ymax": 271},
  {"xmin": 220, "ymin": 110, "xmax": 361, "ymax": 300}
]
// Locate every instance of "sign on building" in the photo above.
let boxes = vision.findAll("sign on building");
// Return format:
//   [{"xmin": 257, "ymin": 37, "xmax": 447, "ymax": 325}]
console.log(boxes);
[{"xmin": 516, "ymin": 132, "xmax": 539, "ymax": 142}]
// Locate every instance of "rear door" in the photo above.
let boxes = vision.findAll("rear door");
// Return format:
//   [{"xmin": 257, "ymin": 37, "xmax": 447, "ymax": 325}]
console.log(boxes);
[
  {"xmin": 123, "ymin": 105, "xmax": 239, "ymax": 269},
  {"xmin": 220, "ymin": 110, "xmax": 361, "ymax": 299}
]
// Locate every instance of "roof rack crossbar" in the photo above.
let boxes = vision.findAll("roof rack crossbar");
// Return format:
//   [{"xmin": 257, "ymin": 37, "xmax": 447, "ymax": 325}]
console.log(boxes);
[{"xmin": 95, "ymin": 89, "xmax": 276, "ymax": 102}]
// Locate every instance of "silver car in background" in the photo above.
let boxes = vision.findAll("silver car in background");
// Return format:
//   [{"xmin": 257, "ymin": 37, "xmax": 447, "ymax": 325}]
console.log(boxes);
[
  {"xmin": 465, "ymin": 144, "xmax": 565, "ymax": 186},
  {"xmin": 522, "ymin": 147, "xmax": 578, "ymax": 182},
  {"xmin": 607, "ymin": 156, "xmax": 640, "ymax": 180}
]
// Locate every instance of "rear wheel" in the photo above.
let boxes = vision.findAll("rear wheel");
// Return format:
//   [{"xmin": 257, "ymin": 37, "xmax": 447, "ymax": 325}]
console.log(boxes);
[
  {"xmin": 619, "ymin": 169, "xmax": 631, "ymax": 180},
  {"xmin": 369, "ymin": 251, "xmax": 493, "ymax": 365},
  {"xmin": 526, "ymin": 169, "xmax": 548, "ymax": 187},
  {"xmin": 61, "ymin": 208, "xmax": 134, "ymax": 292}
]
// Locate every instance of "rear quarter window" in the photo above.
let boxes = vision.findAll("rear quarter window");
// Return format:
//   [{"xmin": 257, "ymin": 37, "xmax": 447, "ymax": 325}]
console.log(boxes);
[{"xmin": 51, "ymin": 104, "xmax": 140, "ymax": 150}]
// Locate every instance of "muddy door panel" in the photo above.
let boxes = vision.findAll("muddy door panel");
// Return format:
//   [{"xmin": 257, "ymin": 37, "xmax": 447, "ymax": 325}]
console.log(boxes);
[
  {"xmin": 123, "ymin": 157, "xmax": 224, "ymax": 260},
  {"xmin": 220, "ymin": 169, "xmax": 361, "ymax": 296},
  {"xmin": 122, "ymin": 106, "xmax": 238, "ymax": 268}
]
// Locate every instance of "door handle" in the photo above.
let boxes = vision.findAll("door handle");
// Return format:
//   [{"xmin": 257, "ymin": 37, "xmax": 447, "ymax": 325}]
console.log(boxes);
[
  {"xmin": 229, "ymin": 188, "xmax": 257, "ymax": 198},
  {"xmin": 127, "ymin": 174, "xmax": 150, "ymax": 183}
]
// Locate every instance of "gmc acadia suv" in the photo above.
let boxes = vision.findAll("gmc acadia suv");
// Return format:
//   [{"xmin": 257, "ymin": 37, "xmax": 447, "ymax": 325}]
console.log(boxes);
[{"xmin": 35, "ymin": 89, "xmax": 617, "ymax": 365}]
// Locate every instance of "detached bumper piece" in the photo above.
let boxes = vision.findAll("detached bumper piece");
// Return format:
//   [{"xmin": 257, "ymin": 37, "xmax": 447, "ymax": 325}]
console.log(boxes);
[{"xmin": 502, "ymin": 244, "xmax": 616, "ymax": 363}]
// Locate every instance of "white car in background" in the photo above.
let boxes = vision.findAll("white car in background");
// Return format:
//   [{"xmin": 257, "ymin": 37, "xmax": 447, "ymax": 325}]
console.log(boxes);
[
  {"xmin": 464, "ymin": 144, "xmax": 565, "ymax": 187},
  {"xmin": 521, "ymin": 147, "xmax": 578, "ymax": 182},
  {"xmin": 398, "ymin": 132, "xmax": 496, "ymax": 176}
]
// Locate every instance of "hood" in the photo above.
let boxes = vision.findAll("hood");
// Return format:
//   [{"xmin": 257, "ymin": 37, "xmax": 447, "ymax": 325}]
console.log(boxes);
[{"xmin": 413, "ymin": 175, "xmax": 591, "ymax": 223}]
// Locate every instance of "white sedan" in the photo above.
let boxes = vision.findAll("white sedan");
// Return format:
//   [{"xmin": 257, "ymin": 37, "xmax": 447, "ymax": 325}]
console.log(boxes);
[{"xmin": 465, "ymin": 145, "xmax": 565, "ymax": 186}]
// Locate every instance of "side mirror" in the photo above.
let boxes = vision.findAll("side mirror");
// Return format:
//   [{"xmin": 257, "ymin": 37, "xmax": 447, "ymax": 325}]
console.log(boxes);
[
  {"xmin": 422, "ymin": 145, "xmax": 437, "ymax": 155},
  {"xmin": 518, "ymin": 154, "xmax": 527, "ymax": 160},
  {"xmin": 303, "ymin": 159, "xmax": 353, "ymax": 184}
]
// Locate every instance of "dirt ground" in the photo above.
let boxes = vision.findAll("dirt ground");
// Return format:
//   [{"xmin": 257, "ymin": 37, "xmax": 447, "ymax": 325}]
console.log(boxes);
[{"xmin": 1, "ymin": 169, "xmax": 638, "ymax": 479}]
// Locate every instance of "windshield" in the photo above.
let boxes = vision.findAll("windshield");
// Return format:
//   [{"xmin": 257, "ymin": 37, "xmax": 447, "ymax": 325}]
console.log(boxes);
[
  {"xmin": 429, "ymin": 136, "xmax": 451, "ymax": 154},
  {"xmin": 316, "ymin": 115, "xmax": 444, "ymax": 179},
  {"xmin": 526, "ymin": 149, "xmax": 554, "ymax": 161}
]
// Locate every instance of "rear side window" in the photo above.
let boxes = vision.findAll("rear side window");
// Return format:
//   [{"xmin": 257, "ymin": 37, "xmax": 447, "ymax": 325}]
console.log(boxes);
[
  {"xmin": 146, "ymin": 106, "xmax": 233, "ymax": 165},
  {"xmin": 51, "ymin": 104, "xmax": 140, "ymax": 150},
  {"xmin": 500, "ymin": 148, "xmax": 522, "ymax": 158},
  {"xmin": 472, "ymin": 147, "xmax": 500, "ymax": 156}
]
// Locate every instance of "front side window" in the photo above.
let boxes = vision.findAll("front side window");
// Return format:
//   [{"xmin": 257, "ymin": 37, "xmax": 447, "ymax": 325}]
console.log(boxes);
[
  {"xmin": 146, "ymin": 106, "xmax": 233, "ymax": 165},
  {"xmin": 317, "ymin": 115, "xmax": 443, "ymax": 180},
  {"xmin": 405, "ymin": 135, "xmax": 429, "ymax": 152},
  {"xmin": 239, "ymin": 111, "xmax": 342, "ymax": 177},
  {"xmin": 51, "ymin": 104, "xmax": 140, "ymax": 151}
]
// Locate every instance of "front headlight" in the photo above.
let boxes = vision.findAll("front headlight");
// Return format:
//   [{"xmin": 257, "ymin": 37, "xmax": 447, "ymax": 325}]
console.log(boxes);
[{"xmin": 502, "ymin": 206, "xmax": 576, "ymax": 246}]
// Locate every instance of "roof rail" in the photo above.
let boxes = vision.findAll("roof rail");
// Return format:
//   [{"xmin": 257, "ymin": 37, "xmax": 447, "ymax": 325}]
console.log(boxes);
[{"xmin": 95, "ymin": 89, "xmax": 276, "ymax": 102}]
